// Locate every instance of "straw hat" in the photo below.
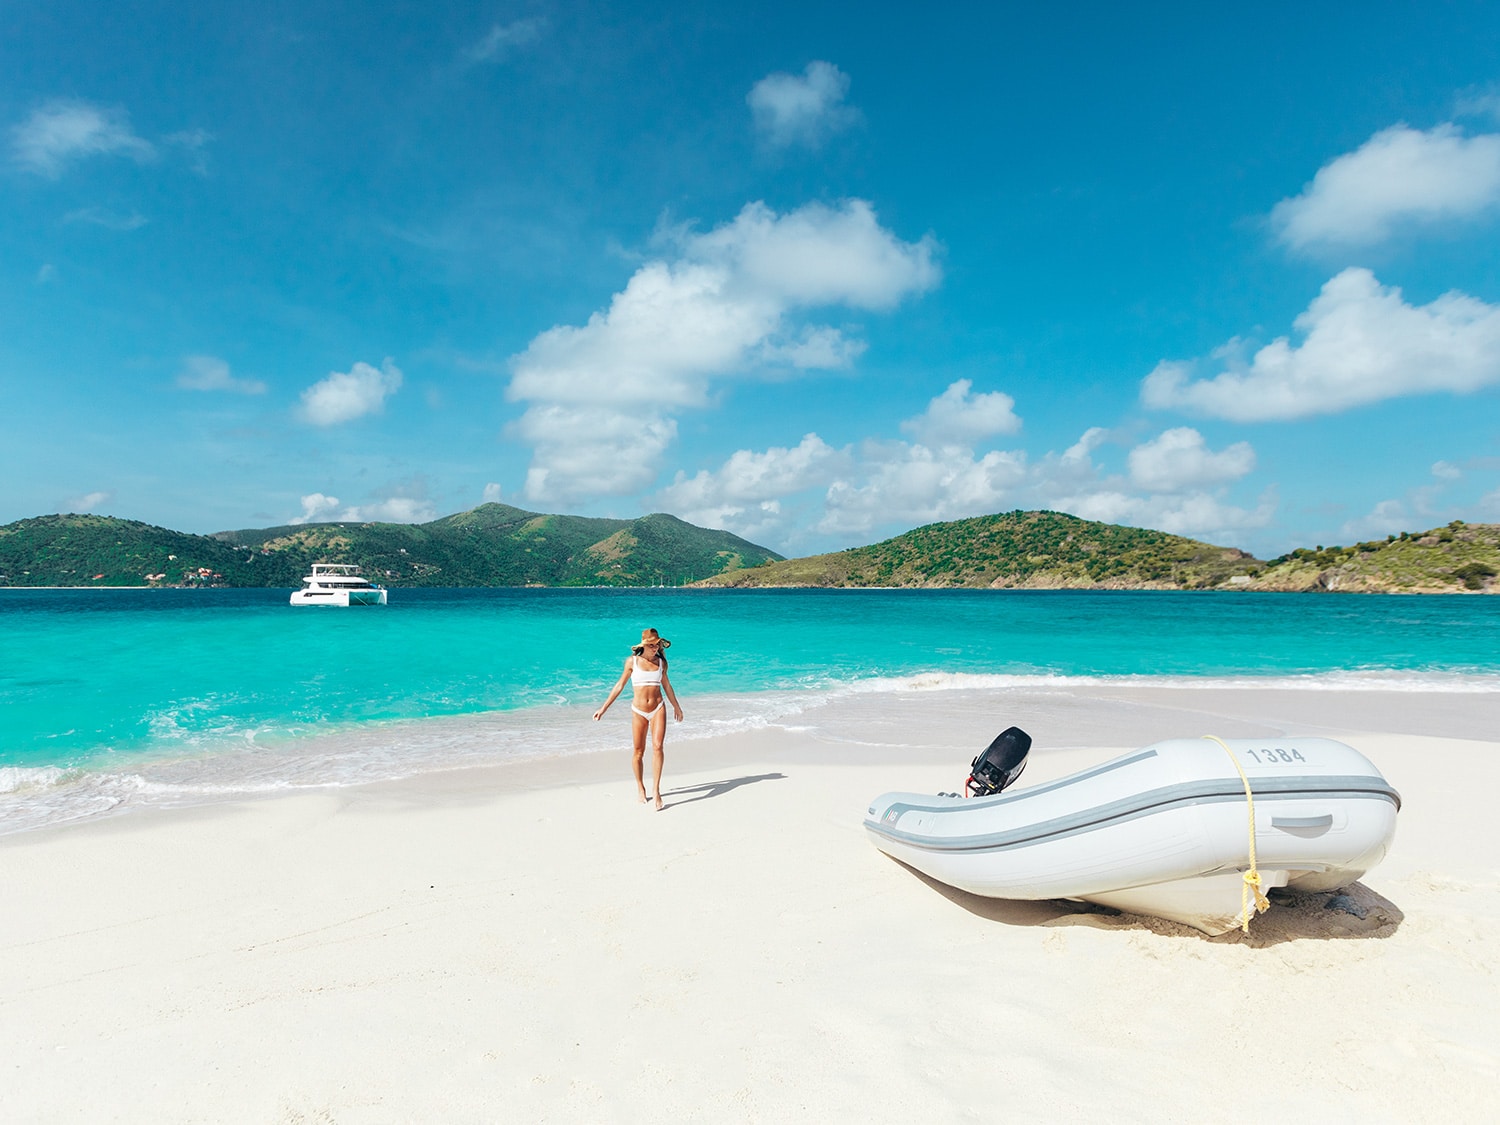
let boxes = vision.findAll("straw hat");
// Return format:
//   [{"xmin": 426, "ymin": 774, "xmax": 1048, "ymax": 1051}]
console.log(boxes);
[{"xmin": 632, "ymin": 628, "xmax": 671, "ymax": 653}]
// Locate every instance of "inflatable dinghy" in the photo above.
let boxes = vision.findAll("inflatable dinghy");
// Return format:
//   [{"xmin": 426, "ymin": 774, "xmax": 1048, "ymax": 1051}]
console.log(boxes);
[{"xmin": 865, "ymin": 736, "xmax": 1400, "ymax": 935}]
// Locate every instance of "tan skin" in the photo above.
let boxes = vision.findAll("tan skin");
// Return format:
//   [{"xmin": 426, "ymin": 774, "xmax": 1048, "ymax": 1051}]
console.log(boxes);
[{"xmin": 592, "ymin": 640, "xmax": 683, "ymax": 810}]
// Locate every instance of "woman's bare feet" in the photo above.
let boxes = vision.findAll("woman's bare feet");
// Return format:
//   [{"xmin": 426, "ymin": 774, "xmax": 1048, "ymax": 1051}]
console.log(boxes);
[
  {"xmin": 653, "ymin": 793, "xmax": 664, "ymax": 811},
  {"xmin": 637, "ymin": 789, "xmax": 650, "ymax": 804}
]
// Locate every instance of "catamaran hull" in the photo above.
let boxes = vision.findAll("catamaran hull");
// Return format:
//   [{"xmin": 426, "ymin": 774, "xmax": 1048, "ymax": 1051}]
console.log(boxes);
[
  {"xmin": 288, "ymin": 588, "xmax": 388, "ymax": 606},
  {"xmin": 865, "ymin": 738, "xmax": 1399, "ymax": 935}
]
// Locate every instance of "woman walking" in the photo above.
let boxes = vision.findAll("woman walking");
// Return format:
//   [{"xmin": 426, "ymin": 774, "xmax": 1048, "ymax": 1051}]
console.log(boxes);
[{"xmin": 593, "ymin": 627, "xmax": 683, "ymax": 810}]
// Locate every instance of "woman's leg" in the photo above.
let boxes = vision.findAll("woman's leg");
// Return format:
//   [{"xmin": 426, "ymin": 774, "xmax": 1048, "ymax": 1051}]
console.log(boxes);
[
  {"xmin": 649, "ymin": 710, "xmax": 666, "ymax": 809},
  {"xmin": 631, "ymin": 712, "xmax": 650, "ymax": 803}
]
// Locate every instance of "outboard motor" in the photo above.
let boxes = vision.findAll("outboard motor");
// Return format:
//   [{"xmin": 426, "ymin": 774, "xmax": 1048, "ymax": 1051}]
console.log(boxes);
[{"xmin": 966, "ymin": 726, "xmax": 1032, "ymax": 797}]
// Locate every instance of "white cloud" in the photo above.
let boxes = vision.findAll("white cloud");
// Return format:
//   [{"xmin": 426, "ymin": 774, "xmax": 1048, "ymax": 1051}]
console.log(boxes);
[
  {"xmin": 901, "ymin": 379, "xmax": 1021, "ymax": 447},
  {"xmin": 1338, "ymin": 499, "xmax": 1412, "ymax": 542},
  {"xmin": 64, "ymin": 490, "xmax": 113, "ymax": 513},
  {"xmin": 289, "ymin": 493, "xmax": 341, "ymax": 525},
  {"xmin": 1432, "ymin": 460, "xmax": 1463, "ymax": 481},
  {"xmin": 512, "ymin": 406, "xmax": 678, "ymax": 504},
  {"xmin": 1126, "ymin": 427, "xmax": 1255, "ymax": 492},
  {"xmin": 36, "ymin": 263, "xmax": 56, "ymax": 284},
  {"xmin": 819, "ymin": 443, "xmax": 1029, "ymax": 537},
  {"xmin": 298, "ymin": 359, "xmax": 403, "ymax": 426},
  {"xmin": 289, "ymin": 486, "xmax": 435, "ymax": 525},
  {"xmin": 758, "ymin": 326, "xmax": 866, "ymax": 369},
  {"xmin": 62, "ymin": 207, "xmax": 148, "ymax": 231},
  {"xmin": 339, "ymin": 497, "xmax": 437, "ymax": 523},
  {"xmin": 12, "ymin": 99, "xmax": 155, "ymax": 177},
  {"xmin": 482, "ymin": 482, "xmax": 505, "ymax": 503},
  {"xmin": 176, "ymin": 355, "xmax": 267, "ymax": 395},
  {"xmin": 657, "ymin": 434, "xmax": 844, "ymax": 535},
  {"xmin": 506, "ymin": 199, "xmax": 938, "ymax": 505},
  {"xmin": 685, "ymin": 200, "xmax": 936, "ymax": 311},
  {"xmin": 465, "ymin": 18, "xmax": 545, "ymax": 63},
  {"xmin": 656, "ymin": 408, "xmax": 1274, "ymax": 552},
  {"xmin": 1271, "ymin": 124, "xmax": 1500, "ymax": 248},
  {"xmin": 1056, "ymin": 488, "xmax": 1277, "ymax": 543},
  {"xmin": 748, "ymin": 61, "xmax": 859, "ymax": 149},
  {"xmin": 1141, "ymin": 268, "xmax": 1500, "ymax": 421}
]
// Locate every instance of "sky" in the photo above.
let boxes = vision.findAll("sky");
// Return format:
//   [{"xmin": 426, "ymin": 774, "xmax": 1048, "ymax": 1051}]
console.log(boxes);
[{"xmin": 3, "ymin": 1, "xmax": 1500, "ymax": 559}]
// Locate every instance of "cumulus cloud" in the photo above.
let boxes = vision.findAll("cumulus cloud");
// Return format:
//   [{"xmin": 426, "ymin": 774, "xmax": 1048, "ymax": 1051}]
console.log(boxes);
[
  {"xmin": 482, "ymin": 482, "xmax": 505, "ymax": 503},
  {"xmin": 662, "ymin": 410, "xmax": 1271, "ymax": 552},
  {"xmin": 748, "ymin": 61, "xmax": 859, "ymax": 149},
  {"xmin": 12, "ymin": 99, "xmax": 155, "ymax": 176},
  {"xmin": 176, "ymin": 355, "xmax": 267, "ymax": 395},
  {"xmin": 819, "ymin": 443, "xmax": 1029, "ymax": 537},
  {"xmin": 506, "ymin": 199, "xmax": 939, "ymax": 505},
  {"xmin": 289, "ymin": 484, "xmax": 436, "ymax": 525},
  {"xmin": 1126, "ymin": 427, "xmax": 1255, "ymax": 492},
  {"xmin": 298, "ymin": 359, "xmax": 403, "ymax": 426},
  {"xmin": 339, "ymin": 496, "xmax": 437, "ymax": 523},
  {"xmin": 901, "ymin": 379, "xmax": 1021, "ymax": 447},
  {"xmin": 513, "ymin": 406, "xmax": 678, "ymax": 502},
  {"xmin": 64, "ymin": 490, "xmax": 113, "ymax": 513},
  {"xmin": 758, "ymin": 326, "xmax": 865, "ymax": 369},
  {"xmin": 464, "ymin": 18, "xmax": 545, "ymax": 63},
  {"xmin": 1141, "ymin": 268, "xmax": 1500, "ymax": 421},
  {"xmin": 1055, "ymin": 487, "xmax": 1277, "ymax": 543},
  {"xmin": 289, "ymin": 493, "xmax": 342, "ymax": 525},
  {"xmin": 1431, "ymin": 460, "xmax": 1463, "ymax": 481},
  {"xmin": 1271, "ymin": 123, "xmax": 1500, "ymax": 248},
  {"xmin": 1338, "ymin": 498, "xmax": 1412, "ymax": 542},
  {"xmin": 657, "ymin": 434, "xmax": 845, "ymax": 536}
]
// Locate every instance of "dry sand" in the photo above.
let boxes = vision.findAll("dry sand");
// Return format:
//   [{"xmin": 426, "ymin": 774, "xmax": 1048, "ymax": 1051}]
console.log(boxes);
[{"xmin": 3, "ymin": 685, "xmax": 1497, "ymax": 1122}]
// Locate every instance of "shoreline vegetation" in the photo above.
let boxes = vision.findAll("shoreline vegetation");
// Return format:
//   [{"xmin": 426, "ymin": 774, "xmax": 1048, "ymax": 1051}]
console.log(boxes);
[{"xmin": 1, "ymin": 506, "xmax": 1496, "ymax": 594}]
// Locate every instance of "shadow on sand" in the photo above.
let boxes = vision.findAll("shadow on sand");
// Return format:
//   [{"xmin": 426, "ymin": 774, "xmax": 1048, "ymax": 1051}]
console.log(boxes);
[
  {"xmin": 658, "ymin": 772, "xmax": 787, "ymax": 810},
  {"xmin": 897, "ymin": 861, "xmax": 1404, "ymax": 946}
]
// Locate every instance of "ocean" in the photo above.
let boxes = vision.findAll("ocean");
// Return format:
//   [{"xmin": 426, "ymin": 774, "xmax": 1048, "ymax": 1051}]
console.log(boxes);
[{"xmin": 3, "ymin": 586, "xmax": 1498, "ymax": 832}]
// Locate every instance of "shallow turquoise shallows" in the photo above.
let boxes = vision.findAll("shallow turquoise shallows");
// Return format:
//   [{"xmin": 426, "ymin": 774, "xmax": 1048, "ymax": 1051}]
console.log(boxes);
[{"xmin": 3, "ymin": 586, "xmax": 1498, "ymax": 772}]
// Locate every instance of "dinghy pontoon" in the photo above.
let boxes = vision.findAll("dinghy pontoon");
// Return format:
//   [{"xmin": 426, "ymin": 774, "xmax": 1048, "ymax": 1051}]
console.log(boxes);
[{"xmin": 865, "ymin": 735, "xmax": 1400, "ymax": 935}]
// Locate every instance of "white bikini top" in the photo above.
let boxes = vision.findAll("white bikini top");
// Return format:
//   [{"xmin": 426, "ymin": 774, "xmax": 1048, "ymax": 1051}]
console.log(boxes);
[{"xmin": 630, "ymin": 656, "xmax": 663, "ymax": 687}]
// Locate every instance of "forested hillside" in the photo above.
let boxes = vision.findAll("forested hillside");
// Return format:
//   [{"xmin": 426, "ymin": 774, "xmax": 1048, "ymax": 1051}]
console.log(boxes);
[{"xmin": 0, "ymin": 505, "xmax": 781, "ymax": 587}]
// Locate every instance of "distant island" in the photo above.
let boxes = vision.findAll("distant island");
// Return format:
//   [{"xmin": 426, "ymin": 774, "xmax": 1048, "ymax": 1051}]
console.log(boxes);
[
  {"xmin": 0, "ymin": 506, "xmax": 1495, "ymax": 593},
  {"xmin": 0, "ymin": 504, "xmax": 781, "ymax": 588},
  {"xmin": 695, "ymin": 510, "xmax": 1499, "ymax": 594}
]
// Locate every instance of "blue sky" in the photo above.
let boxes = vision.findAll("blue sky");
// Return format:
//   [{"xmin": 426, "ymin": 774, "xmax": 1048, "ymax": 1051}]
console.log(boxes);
[{"xmin": 4, "ymin": 2, "xmax": 1500, "ymax": 558}]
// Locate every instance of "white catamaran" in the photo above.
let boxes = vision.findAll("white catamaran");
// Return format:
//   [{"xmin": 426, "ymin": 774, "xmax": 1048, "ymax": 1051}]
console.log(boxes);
[{"xmin": 289, "ymin": 563, "xmax": 388, "ymax": 607}]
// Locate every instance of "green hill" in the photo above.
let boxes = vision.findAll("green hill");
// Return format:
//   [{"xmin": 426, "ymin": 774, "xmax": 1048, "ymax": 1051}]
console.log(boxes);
[
  {"xmin": 696, "ymin": 510, "xmax": 1261, "ymax": 589},
  {"xmin": 0, "ymin": 505, "xmax": 782, "ymax": 588},
  {"xmin": 0, "ymin": 514, "xmax": 257, "ymax": 587},
  {"xmin": 1247, "ymin": 520, "xmax": 1500, "ymax": 593},
  {"xmin": 8, "ymin": 507, "xmax": 1495, "ymax": 594}
]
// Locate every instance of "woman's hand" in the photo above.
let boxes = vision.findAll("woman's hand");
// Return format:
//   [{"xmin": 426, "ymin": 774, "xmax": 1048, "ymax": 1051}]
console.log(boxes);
[
  {"xmin": 592, "ymin": 707, "xmax": 605, "ymax": 721},
  {"xmin": 673, "ymin": 707, "xmax": 684, "ymax": 722}
]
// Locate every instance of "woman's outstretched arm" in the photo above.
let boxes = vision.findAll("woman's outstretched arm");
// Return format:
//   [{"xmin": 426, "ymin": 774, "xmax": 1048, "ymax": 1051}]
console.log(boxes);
[{"xmin": 593, "ymin": 659, "xmax": 633, "ymax": 720}]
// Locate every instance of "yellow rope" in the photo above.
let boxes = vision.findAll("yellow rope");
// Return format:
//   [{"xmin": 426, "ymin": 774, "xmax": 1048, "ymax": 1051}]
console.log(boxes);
[{"xmin": 1203, "ymin": 735, "xmax": 1271, "ymax": 933}]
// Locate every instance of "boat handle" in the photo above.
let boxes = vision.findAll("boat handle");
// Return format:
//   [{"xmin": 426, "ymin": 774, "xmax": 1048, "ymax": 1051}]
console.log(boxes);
[{"xmin": 1270, "ymin": 814, "xmax": 1334, "ymax": 829}]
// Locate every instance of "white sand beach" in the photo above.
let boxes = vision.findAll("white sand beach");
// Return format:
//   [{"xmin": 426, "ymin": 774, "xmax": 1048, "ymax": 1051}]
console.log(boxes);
[{"xmin": 3, "ymin": 684, "xmax": 1497, "ymax": 1122}]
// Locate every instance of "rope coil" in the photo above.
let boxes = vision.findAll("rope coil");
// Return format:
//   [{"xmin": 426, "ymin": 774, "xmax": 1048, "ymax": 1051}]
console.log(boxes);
[{"xmin": 1203, "ymin": 735, "xmax": 1271, "ymax": 933}]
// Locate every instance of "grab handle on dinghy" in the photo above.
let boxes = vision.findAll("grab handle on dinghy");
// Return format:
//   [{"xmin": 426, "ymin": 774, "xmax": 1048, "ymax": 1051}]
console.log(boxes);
[{"xmin": 1271, "ymin": 814, "xmax": 1334, "ymax": 833}]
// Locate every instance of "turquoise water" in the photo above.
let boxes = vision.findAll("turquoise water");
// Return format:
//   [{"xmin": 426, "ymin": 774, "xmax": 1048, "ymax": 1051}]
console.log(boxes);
[{"xmin": 4, "ymin": 586, "xmax": 1498, "ymax": 775}]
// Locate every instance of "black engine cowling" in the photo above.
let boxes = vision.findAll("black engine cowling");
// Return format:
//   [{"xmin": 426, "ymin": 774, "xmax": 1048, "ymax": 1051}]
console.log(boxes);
[{"xmin": 966, "ymin": 726, "xmax": 1031, "ymax": 797}]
